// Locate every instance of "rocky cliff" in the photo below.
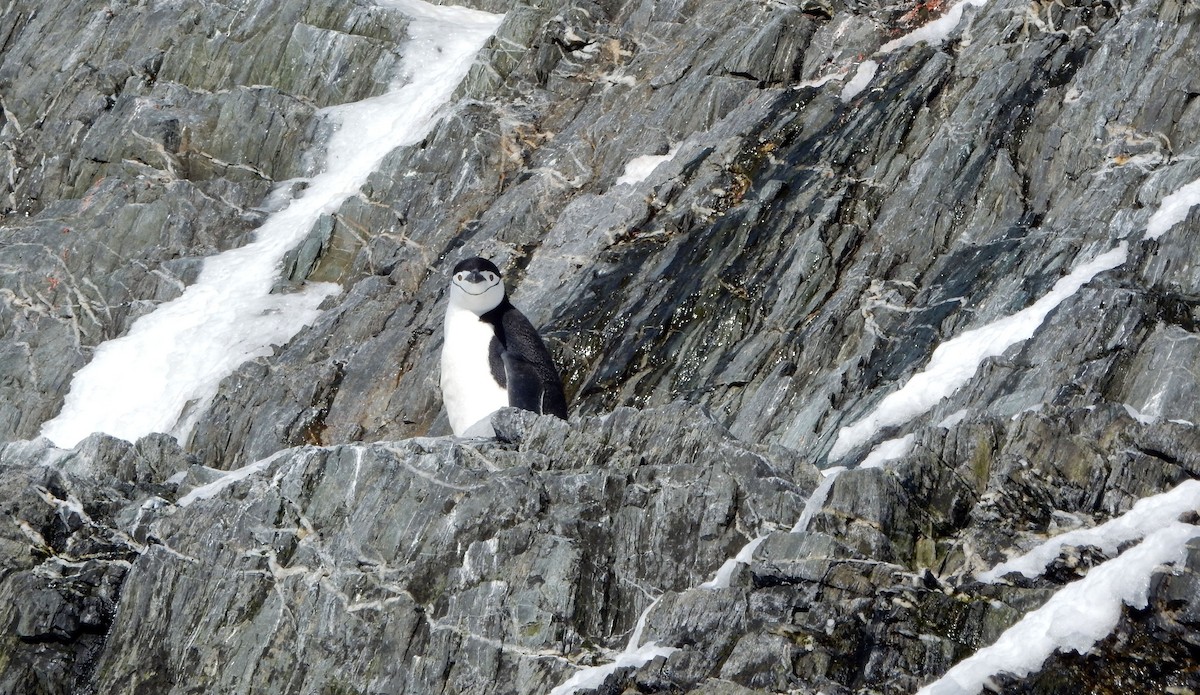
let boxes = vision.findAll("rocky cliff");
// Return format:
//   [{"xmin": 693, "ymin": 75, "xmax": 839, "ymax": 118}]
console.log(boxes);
[{"xmin": 2, "ymin": 0, "xmax": 1199, "ymax": 693}]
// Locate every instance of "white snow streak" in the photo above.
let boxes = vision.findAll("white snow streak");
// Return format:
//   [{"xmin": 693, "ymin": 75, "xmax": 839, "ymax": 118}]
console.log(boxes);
[
  {"xmin": 625, "ymin": 597, "xmax": 662, "ymax": 652},
  {"xmin": 548, "ymin": 643, "xmax": 678, "ymax": 695},
  {"xmin": 919, "ymin": 522, "xmax": 1200, "ymax": 695},
  {"xmin": 796, "ymin": 70, "xmax": 849, "ymax": 90},
  {"xmin": 1145, "ymin": 176, "xmax": 1200, "ymax": 240},
  {"xmin": 881, "ymin": 0, "xmax": 990, "ymax": 53},
  {"xmin": 840, "ymin": 0, "xmax": 988, "ymax": 100},
  {"xmin": 840, "ymin": 60, "xmax": 879, "ymax": 102},
  {"xmin": 615, "ymin": 145, "xmax": 680, "ymax": 186},
  {"xmin": 860, "ymin": 433, "xmax": 916, "ymax": 468},
  {"xmin": 176, "ymin": 454, "xmax": 283, "ymax": 507},
  {"xmin": 700, "ymin": 535, "xmax": 767, "ymax": 589},
  {"xmin": 977, "ymin": 479, "xmax": 1200, "ymax": 582},
  {"xmin": 40, "ymin": 1, "xmax": 503, "ymax": 448},
  {"xmin": 549, "ymin": 582, "xmax": 677, "ymax": 694},
  {"xmin": 938, "ymin": 409, "xmax": 969, "ymax": 428},
  {"xmin": 793, "ymin": 466, "xmax": 847, "ymax": 532},
  {"xmin": 829, "ymin": 244, "xmax": 1127, "ymax": 460}
]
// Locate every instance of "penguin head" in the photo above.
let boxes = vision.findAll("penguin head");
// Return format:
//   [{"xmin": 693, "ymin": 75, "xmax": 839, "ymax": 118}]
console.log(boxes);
[{"xmin": 448, "ymin": 257, "xmax": 506, "ymax": 314}]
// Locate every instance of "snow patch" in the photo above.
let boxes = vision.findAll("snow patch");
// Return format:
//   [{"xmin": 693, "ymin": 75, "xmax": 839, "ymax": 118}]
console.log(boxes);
[
  {"xmin": 794, "ymin": 466, "xmax": 847, "ymax": 532},
  {"xmin": 920, "ymin": 521, "xmax": 1200, "ymax": 695},
  {"xmin": 701, "ymin": 535, "xmax": 767, "ymax": 589},
  {"xmin": 615, "ymin": 145, "xmax": 679, "ymax": 186},
  {"xmin": 860, "ymin": 433, "xmax": 916, "ymax": 468},
  {"xmin": 840, "ymin": 60, "xmax": 878, "ymax": 101},
  {"xmin": 601, "ymin": 72, "xmax": 637, "ymax": 88},
  {"xmin": 1145, "ymin": 176, "xmax": 1200, "ymax": 240},
  {"xmin": 40, "ymin": 1, "xmax": 503, "ymax": 448},
  {"xmin": 548, "ymin": 643, "xmax": 678, "ymax": 695},
  {"xmin": 977, "ymin": 479, "xmax": 1200, "ymax": 582},
  {"xmin": 625, "ymin": 597, "xmax": 661, "ymax": 652},
  {"xmin": 796, "ymin": 70, "xmax": 850, "ymax": 90},
  {"xmin": 882, "ymin": 0, "xmax": 990, "ymax": 53},
  {"xmin": 839, "ymin": 0, "xmax": 989, "ymax": 100},
  {"xmin": 938, "ymin": 409, "xmax": 969, "ymax": 428},
  {"xmin": 829, "ymin": 244, "xmax": 1128, "ymax": 460}
]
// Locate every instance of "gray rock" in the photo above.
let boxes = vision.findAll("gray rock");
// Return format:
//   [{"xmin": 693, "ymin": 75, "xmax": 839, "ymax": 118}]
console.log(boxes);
[
  {"xmin": 85, "ymin": 405, "xmax": 810, "ymax": 693},
  {"xmin": 2, "ymin": 0, "xmax": 1200, "ymax": 691},
  {"xmin": 0, "ymin": 437, "xmax": 143, "ymax": 695}
]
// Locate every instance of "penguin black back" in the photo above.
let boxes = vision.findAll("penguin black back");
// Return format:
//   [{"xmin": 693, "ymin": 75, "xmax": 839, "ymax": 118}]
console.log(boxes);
[{"xmin": 481, "ymin": 298, "xmax": 569, "ymax": 419}]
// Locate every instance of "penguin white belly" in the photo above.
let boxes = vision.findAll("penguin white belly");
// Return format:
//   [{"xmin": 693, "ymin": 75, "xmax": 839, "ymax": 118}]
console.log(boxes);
[{"xmin": 441, "ymin": 306, "xmax": 509, "ymax": 436}]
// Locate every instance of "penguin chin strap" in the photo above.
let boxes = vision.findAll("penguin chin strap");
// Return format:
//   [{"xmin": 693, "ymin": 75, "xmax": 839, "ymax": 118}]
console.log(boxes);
[{"xmin": 453, "ymin": 280, "xmax": 501, "ymax": 296}]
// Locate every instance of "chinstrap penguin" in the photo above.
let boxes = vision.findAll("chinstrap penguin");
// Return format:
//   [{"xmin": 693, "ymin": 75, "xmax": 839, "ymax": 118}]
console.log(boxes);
[{"xmin": 440, "ymin": 257, "xmax": 568, "ymax": 437}]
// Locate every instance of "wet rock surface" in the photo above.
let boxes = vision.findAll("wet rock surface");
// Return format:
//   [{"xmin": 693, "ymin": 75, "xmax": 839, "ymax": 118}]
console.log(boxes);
[{"xmin": 2, "ymin": 0, "xmax": 1200, "ymax": 692}]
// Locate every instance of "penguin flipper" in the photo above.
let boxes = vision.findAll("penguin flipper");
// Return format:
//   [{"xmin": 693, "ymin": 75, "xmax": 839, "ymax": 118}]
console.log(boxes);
[
  {"xmin": 485, "ymin": 302, "xmax": 569, "ymax": 420},
  {"xmin": 502, "ymin": 352, "xmax": 554, "ymax": 415}
]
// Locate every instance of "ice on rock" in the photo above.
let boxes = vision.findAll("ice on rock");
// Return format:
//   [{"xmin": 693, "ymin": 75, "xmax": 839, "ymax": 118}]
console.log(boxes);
[
  {"xmin": 615, "ymin": 145, "xmax": 680, "ymax": 187},
  {"xmin": 840, "ymin": 60, "xmax": 878, "ymax": 102},
  {"xmin": 881, "ymin": 0, "xmax": 991, "ymax": 53},
  {"xmin": 549, "ymin": 642, "xmax": 678, "ymax": 695},
  {"xmin": 701, "ymin": 535, "xmax": 767, "ymax": 590},
  {"xmin": 841, "ymin": 0, "xmax": 989, "ymax": 101}
]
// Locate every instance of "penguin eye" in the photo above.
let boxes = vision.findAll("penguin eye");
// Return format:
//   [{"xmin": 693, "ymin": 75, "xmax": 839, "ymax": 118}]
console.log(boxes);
[
  {"xmin": 455, "ymin": 272, "xmax": 466, "ymax": 281},
  {"xmin": 485, "ymin": 272, "xmax": 497, "ymax": 283}
]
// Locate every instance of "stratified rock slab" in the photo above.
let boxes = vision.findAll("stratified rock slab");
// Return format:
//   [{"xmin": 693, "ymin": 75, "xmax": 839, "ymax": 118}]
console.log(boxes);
[{"xmin": 89, "ymin": 405, "xmax": 812, "ymax": 694}]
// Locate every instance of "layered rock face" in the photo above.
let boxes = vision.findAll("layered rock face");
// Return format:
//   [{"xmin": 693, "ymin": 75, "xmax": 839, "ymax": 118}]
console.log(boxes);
[{"xmin": 2, "ymin": 0, "xmax": 1200, "ymax": 693}]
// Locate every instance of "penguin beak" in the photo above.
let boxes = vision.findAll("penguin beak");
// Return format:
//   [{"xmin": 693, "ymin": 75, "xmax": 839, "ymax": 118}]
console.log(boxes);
[{"xmin": 452, "ymin": 270, "xmax": 501, "ymax": 296}]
